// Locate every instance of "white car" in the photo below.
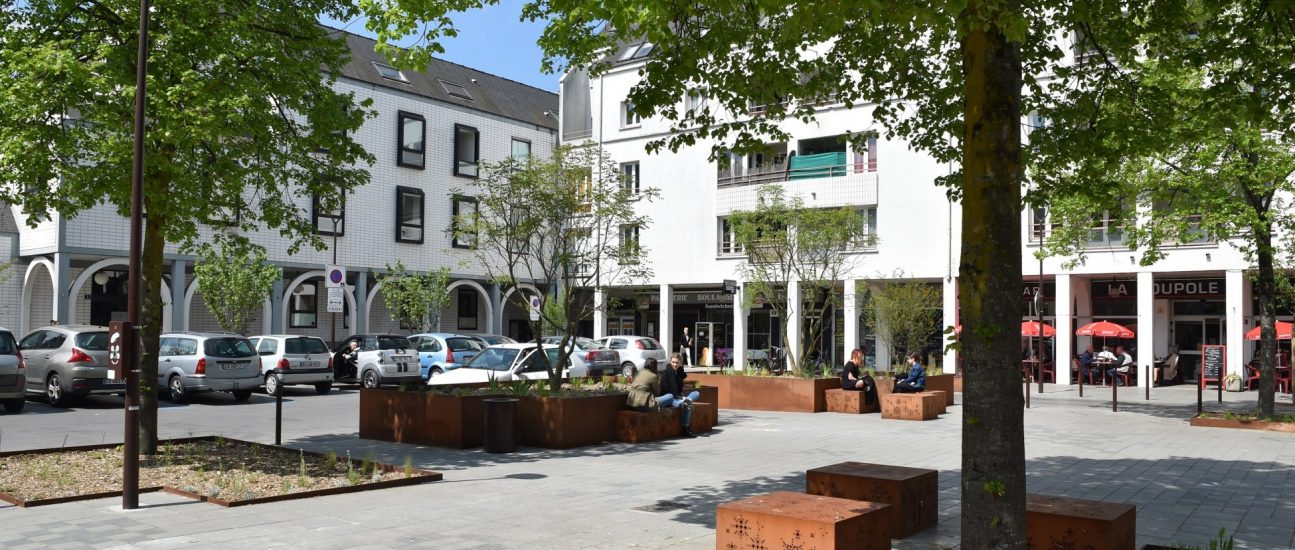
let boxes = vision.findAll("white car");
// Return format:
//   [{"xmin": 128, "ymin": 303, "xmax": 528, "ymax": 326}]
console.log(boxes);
[
  {"xmin": 332, "ymin": 334, "xmax": 422, "ymax": 388},
  {"xmin": 248, "ymin": 335, "xmax": 335, "ymax": 396},
  {"xmin": 595, "ymin": 335, "xmax": 667, "ymax": 377},
  {"xmin": 428, "ymin": 344, "xmax": 589, "ymax": 386}
]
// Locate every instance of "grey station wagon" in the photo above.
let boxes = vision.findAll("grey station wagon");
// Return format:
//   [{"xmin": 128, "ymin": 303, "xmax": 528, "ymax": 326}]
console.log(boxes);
[{"xmin": 158, "ymin": 332, "xmax": 262, "ymax": 403}]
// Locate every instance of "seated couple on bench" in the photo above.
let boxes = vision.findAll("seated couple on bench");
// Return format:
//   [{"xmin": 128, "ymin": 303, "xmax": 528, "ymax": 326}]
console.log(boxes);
[{"xmin": 626, "ymin": 354, "xmax": 700, "ymax": 438}]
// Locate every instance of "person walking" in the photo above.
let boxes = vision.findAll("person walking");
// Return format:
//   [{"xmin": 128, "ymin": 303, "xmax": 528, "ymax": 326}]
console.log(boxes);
[
  {"xmin": 893, "ymin": 352, "xmax": 926, "ymax": 393},
  {"xmin": 680, "ymin": 326, "xmax": 693, "ymax": 366}
]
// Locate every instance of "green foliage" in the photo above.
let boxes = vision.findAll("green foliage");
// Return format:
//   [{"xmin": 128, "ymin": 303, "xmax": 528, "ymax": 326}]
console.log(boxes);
[
  {"xmin": 193, "ymin": 239, "xmax": 281, "ymax": 335},
  {"xmin": 378, "ymin": 263, "xmax": 453, "ymax": 333},
  {"xmin": 983, "ymin": 480, "xmax": 1007, "ymax": 498},
  {"xmin": 863, "ymin": 274, "xmax": 942, "ymax": 368},
  {"xmin": 507, "ymin": 380, "xmax": 531, "ymax": 397},
  {"xmin": 731, "ymin": 186, "xmax": 866, "ymax": 373},
  {"xmin": 403, "ymin": 455, "xmax": 414, "ymax": 478}
]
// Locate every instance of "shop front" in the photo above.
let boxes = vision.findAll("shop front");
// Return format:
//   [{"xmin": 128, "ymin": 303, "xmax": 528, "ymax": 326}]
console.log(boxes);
[{"xmin": 1089, "ymin": 277, "xmax": 1227, "ymax": 382}]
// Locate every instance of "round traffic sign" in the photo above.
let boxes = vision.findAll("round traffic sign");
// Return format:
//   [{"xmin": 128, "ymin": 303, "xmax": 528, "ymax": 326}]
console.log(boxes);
[{"xmin": 328, "ymin": 268, "xmax": 345, "ymax": 285}]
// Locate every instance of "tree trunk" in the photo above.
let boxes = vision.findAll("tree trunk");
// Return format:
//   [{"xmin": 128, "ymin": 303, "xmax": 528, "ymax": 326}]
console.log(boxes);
[
  {"xmin": 137, "ymin": 198, "xmax": 168, "ymax": 456},
  {"xmin": 960, "ymin": 1, "xmax": 1027, "ymax": 547},
  {"xmin": 1254, "ymin": 219, "xmax": 1277, "ymax": 417}
]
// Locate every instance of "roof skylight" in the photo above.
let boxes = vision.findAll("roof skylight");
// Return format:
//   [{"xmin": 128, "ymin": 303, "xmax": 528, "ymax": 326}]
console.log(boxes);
[
  {"xmin": 372, "ymin": 62, "xmax": 408, "ymax": 83},
  {"xmin": 439, "ymin": 80, "xmax": 473, "ymax": 101}
]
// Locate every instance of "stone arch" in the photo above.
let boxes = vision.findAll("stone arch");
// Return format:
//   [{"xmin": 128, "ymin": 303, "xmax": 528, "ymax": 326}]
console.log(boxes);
[
  {"xmin": 65, "ymin": 258, "xmax": 171, "ymax": 330},
  {"xmin": 500, "ymin": 282, "xmax": 543, "ymax": 310},
  {"xmin": 20, "ymin": 258, "xmax": 55, "ymax": 335},
  {"xmin": 446, "ymin": 279, "xmax": 493, "ymax": 333},
  {"xmin": 282, "ymin": 270, "xmax": 356, "ymax": 335}
]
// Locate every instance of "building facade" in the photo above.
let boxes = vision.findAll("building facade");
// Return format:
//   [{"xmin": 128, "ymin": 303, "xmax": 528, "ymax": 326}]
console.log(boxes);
[
  {"xmin": 6, "ymin": 30, "xmax": 558, "ymax": 344},
  {"xmin": 560, "ymin": 40, "xmax": 1265, "ymax": 384}
]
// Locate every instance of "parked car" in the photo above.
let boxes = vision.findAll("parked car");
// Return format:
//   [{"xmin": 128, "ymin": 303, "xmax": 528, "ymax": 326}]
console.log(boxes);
[
  {"xmin": 540, "ymin": 336, "xmax": 620, "ymax": 377},
  {"xmin": 473, "ymin": 334, "xmax": 517, "ymax": 346},
  {"xmin": 332, "ymin": 334, "xmax": 422, "ymax": 388},
  {"xmin": 428, "ymin": 344, "xmax": 589, "ymax": 386},
  {"xmin": 595, "ymin": 335, "xmax": 668, "ymax": 377},
  {"xmin": 0, "ymin": 328, "xmax": 24, "ymax": 413},
  {"xmin": 17, "ymin": 325, "xmax": 124, "ymax": 407},
  {"xmin": 247, "ymin": 335, "xmax": 335, "ymax": 396},
  {"xmin": 408, "ymin": 333, "xmax": 485, "ymax": 380},
  {"xmin": 158, "ymin": 332, "xmax": 262, "ymax": 403}
]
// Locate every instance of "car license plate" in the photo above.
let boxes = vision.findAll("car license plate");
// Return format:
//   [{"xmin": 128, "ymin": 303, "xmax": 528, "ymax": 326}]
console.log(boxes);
[
  {"xmin": 300, "ymin": 360, "xmax": 319, "ymax": 369},
  {"xmin": 220, "ymin": 362, "xmax": 246, "ymax": 370},
  {"xmin": 105, "ymin": 379, "xmax": 125, "ymax": 385}
]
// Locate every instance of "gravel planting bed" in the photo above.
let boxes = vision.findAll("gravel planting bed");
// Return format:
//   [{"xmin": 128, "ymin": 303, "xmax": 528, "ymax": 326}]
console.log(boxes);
[{"xmin": 0, "ymin": 437, "xmax": 427, "ymax": 504}]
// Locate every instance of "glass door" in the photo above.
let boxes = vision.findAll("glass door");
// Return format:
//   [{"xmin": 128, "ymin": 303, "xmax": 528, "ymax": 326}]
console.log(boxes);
[{"xmin": 1175, "ymin": 320, "xmax": 1204, "ymax": 382}]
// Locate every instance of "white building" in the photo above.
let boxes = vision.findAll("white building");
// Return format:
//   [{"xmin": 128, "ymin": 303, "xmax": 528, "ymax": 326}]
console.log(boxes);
[
  {"xmin": 560, "ymin": 39, "xmax": 1265, "ymax": 386},
  {"xmin": 6, "ymin": 30, "xmax": 558, "ymax": 344}
]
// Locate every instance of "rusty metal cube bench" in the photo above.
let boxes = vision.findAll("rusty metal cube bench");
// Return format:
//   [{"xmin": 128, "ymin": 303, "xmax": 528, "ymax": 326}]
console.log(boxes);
[
  {"xmin": 880, "ymin": 392, "xmax": 942, "ymax": 420},
  {"xmin": 716, "ymin": 491, "xmax": 891, "ymax": 550},
  {"xmin": 926, "ymin": 390, "xmax": 948, "ymax": 414},
  {"xmin": 615, "ymin": 403, "xmax": 716, "ymax": 443},
  {"xmin": 825, "ymin": 388, "xmax": 879, "ymax": 414},
  {"xmin": 1026, "ymin": 493, "xmax": 1136, "ymax": 550},
  {"xmin": 806, "ymin": 462, "xmax": 938, "ymax": 539}
]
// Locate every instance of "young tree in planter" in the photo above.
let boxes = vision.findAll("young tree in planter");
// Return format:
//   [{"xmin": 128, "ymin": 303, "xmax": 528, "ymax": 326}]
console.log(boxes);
[
  {"xmin": 729, "ymin": 186, "xmax": 867, "ymax": 374},
  {"xmin": 193, "ymin": 240, "xmax": 280, "ymax": 335},
  {"xmin": 455, "ymin": 147, "xmax": 656, "ymax": 392},
  {"xmin": 378, "ymin": 263, "xmax": 452, "ymax": 333},
  {"xmin": 864, "ymin": 273, "xmax": 942, "ymax": 371}
]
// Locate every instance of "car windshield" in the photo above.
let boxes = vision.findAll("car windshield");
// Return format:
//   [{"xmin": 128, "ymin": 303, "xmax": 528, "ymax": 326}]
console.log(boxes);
[
  {"xmin": 377, "ymin": 336, "xmax": 413, "ymax": 350},
  {"xmin": 75, "ymin": 332, "xmax": 110, "ymax": 351},
  {"xmin": 0, "ymin": 332, "xmax": 15, "ymax": 355},
  {"xmin": 285, "ymin": 337, "xmax": 329, "ymax": 355},
  {"xmin": 463, "ymin": 348, "xmax": 520, "ymax": 371},
  {"xmin": 447, "ymin": 337, "xmax": 483, "ymax": 352},
  {"xmin": 639, "ymin": 338, "xmax": 662, "ymax": 350},
  {"xmin": 482, "ymin": 335, "xmax": 514, "ymax": 345},
  {"xmin": 204, "ymin": 338, "xmax": 256, "ymax": 358}
]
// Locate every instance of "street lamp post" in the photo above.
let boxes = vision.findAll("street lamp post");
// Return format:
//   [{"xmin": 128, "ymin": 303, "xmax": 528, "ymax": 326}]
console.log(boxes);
[
  {"xmin": 331, "ymin": 217, "xmax": 339, "ymax": 352},
  {"xmin": 123, "ymin": 0, "xmax": 151, "ymax": 510}
]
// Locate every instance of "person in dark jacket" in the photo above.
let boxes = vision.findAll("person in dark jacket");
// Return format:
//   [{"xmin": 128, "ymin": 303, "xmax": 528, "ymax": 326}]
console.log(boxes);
[
  {"xmin": 840, "ymin": 348, "xmax": 877, "ymax": 405},
  {"xmin": 660, "ymin": 352, "xmax": 688, "ymax": 398},
  {"xmin": 658, "ymin": 354, "xmax": 700, "ymax": 437},
  {"xmin": 893, "ymin": 352, "xmax": 926, "ymax": 393}
]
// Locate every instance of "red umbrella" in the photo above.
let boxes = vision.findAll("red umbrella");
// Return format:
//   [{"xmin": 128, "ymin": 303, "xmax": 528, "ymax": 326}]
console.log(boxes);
[
  {"xmin": 954, "ymin": 321, "xmax": 1057, "ymax": 337},
  {"xmin": 1244, "ymin": 320, "xmax": 1293, "ymax": 341},
  {"xmin": 1075, "ymin": 321, "xmax": 1135, "ymax": 339}
]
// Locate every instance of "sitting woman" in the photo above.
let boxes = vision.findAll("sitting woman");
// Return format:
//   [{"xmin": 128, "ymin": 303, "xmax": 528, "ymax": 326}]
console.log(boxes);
[
  {"xmin": 626, "ymin": 358, "xmax": 699, "ymax": 438},
  {"xmin": 893, "ymin": 352, "xmax": 926, "ymax": 393},
  {"xmin": 840, "ymin": 348, "xmax": 878, "ymax": 405},
  {"xmin": 659, "ymin": 354, "xmax": 701, "ymax": 437}
]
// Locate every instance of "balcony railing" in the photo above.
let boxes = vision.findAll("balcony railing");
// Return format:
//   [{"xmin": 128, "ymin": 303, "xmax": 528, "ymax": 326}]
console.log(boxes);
[{"xmin": 718, "ymin": 158, "xmax": 869, "ymax": 188}]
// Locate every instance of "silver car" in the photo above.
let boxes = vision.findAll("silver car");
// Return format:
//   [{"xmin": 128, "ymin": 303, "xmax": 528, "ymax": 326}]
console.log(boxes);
[
  {"xmin": 158, "ymin": 332, "xmax": 262, "ymax": 403},
  {"xmin": 18, "ymin": 325, "xmax": 123, "ymax": 407},
  {"xmin": 596, "ymin": 335, "xmax": 668, "ymax": 377},
  {"xmin": 249, "ymin": 335, "xmax": 335, "ymax": 396},
  {"xmin": 540, "ymin": 336, "xmax": 620, "ymax": 377},
  {"xmin": 0, "ymin": 328, "xmax": 23, "ymax": 413}
]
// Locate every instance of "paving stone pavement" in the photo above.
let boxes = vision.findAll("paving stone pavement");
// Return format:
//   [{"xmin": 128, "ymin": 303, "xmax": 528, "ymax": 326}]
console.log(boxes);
[{"xmin": 1, "ymin": 383, "xmax": 1293, "ymax": 549}]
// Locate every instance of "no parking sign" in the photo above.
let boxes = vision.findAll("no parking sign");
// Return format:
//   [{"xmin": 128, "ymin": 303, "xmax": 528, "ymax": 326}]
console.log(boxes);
[{"xmin": 325, "ymin": 265, "xmax": 346, "ymax": 288}]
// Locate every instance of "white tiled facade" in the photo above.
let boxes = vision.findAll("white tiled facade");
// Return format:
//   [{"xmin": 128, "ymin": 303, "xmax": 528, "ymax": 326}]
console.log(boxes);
[
  {"xmin": 7, "ymin": 32, "xmax": 557, "ymax": 346},
  {"xmin": 563, "ymin": 51, "xmax": 1268, "ymax": 385}
]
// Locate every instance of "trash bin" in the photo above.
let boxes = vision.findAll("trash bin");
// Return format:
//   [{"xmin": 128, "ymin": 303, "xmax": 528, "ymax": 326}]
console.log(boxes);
[{"xmin": 483, "ymin": 398, "xmax": 518, "ymax": 453}]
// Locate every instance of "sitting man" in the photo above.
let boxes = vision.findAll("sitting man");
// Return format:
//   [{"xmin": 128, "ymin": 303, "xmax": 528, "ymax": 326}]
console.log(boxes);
[
  {"xmin": 1104, "ymin": 344, "xmax": 1134, "ymax": 386},
  {"xmin": 893, "ymin": 352, "xmax": 926, "ymax": 393},
  {"xmin": 1078, "ymin": 344, "xmax": 1097, "ymax": 383}
]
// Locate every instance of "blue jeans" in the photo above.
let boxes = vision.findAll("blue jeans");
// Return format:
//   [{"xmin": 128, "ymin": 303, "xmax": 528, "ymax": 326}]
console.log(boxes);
[{"xmin": 658, "ymin": 391, "xmax": 701, "ymax": 427}]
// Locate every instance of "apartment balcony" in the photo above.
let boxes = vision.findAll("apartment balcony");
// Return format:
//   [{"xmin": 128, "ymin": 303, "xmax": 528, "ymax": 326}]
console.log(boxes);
[{"xmin": 715, "ymin": 157, "xmax": 879, "ymax": 215}]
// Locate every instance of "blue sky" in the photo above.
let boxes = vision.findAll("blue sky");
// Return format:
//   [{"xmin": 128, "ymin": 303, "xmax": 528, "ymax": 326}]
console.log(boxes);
[{"xmin": 322, "ymin": 1, "xmax": 557, "ymax": 92}]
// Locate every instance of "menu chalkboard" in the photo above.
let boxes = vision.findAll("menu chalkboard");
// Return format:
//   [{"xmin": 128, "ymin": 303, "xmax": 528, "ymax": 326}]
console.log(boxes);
[{"xmin": 1200, "ymin": 344, "xmax": 1225, "ymax": 387}]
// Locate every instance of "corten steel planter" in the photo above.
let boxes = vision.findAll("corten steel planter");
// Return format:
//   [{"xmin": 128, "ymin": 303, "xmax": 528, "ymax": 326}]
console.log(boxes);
[
  {"xmin": 925, "ymin": 374, "xmax": 956, "ymax": 406},
  {"xmin": 953, "ymin": 375, "xmax": 964, "ymax": 393},
  {"xmin": 1190, "ymin": 415, "xmax": 1295, "ymax": 433},
  {"xmin": 359, "ymin": 389, "xmax": 493, "ymax": 448},
  {"xmin": 690, "ymin": 374, "xmax": 840, "ymax": 412},
  {"xmin": 684, "ymin": 382, "xmax": 721, "ymax": 426},
  {"xmin": 515, "ymin": 393, "xmax": 627, "ymax": 449}
]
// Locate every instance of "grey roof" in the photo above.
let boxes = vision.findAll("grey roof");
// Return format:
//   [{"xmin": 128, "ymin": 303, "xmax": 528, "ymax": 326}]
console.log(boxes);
[
  {"xmin": 329, "ymin": 28, "xmax": 558, "ymax": 131},
  {"xmin": 0, "ymin": 204, "xmax": 19, "ymax": 234}
]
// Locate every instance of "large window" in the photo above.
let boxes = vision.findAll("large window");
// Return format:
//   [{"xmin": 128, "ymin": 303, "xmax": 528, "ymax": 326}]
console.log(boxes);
[
  {"xmin": 397, "ymin": 112, "xmax": 425, "ymax": 169},
  {"xmin": 313, "ymin": 192, "xmax": 344, "ymax": 236},
  {"xmin": 620, "ymin": 162, "xmax": 640, "ymax": 194},
  {"xmin": 451, "ymin": 195, "xmax": 478, "ymax": 249},
  {"xmin": 619, "ymin": 224, "xmax": 641, "ymax": 264},
  {"xmin": 1087, "ymin": 209, "xmax": 1125, "ymax": 247},
  {"xmin": 289, "ymin": 283, "xmax": 318, "ymax": 328},
  {"xmin": 511, "ymin": 138, "xmax": 531, "ymax": 161},
  {"xmin": 717, "ymin": 217, "xmax": 743, "ymax": 256},
  {"xmin": 454, "ymin": 124, "xmax": 479, "ymax": 177},
  {"xmin": 396, "ymin": 186, "xmax": 424, "ymax": 243},
  {"xmin": 457, "ymin": 289, "xmax": 479, "ymax": 330}
]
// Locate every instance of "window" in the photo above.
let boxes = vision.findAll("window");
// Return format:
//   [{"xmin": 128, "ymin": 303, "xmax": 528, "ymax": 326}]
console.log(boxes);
[
  {"xmin": 511, "ymin": 138, "xmax": 531, "ymax": 161},
  {"xmin": 457, "ymin": 289, "xmax": 479, "ymax": 330},
  {"xmin": 397, "ymin": 112, "xmax": 425, "ymax": 169},
  {"xmin": 621, "ymin": 100, "xmax": 641, "ymax": 127},
  {"xmin": 1029, "ymin": 206, "xmax": 1060, "ymax": 242},
  {"xmin": 1087, "ymin": 210, "xmax": 1125, "ymax": 247},
  {"xmin": 439, "ymin": 80, "xmax": 473, "ymax": 101},
  {"xmin": 204, "ymin": 202, "xmax": 240, "ymax": 226},
  {"xmin": 620, "ymin": 224, "xmax": 641, "ymax": 264},
  {"xmin": 289, "ymin": 283, "xmax": 318, "ymax": 328},
  {"xmin": 718, "ymin": 217, "xmax": 743, "ymax": 256},
  {"xmin": 372, "ymin": 62, "xmax": 408, "ymax": 83},
  {"xmin": 620, "ymin": 162, "xmax": 640, "ymax": 194},
  {"xmin": 396, "ymin": 186, "xmax": 424, "ymax": 243},
  {"xmin": 853, "ymin": 136, "xmax": 878, "ymax": 173},
  {"xmin": 617, "ymin": 42, "xmax": 654, "ymax": 61},
  {"xmin": 454, "ymin": 124, "xmax": 480, "ymax": 177},
  {"xmin": 451, "ymin": 195, "xmax": 479, "ymax": 249},
  {"xmin": 685, "ymin": 89, "xmax": 709, "ymax": 113},
  {"xmin": 257, "ymin": 339, "xmax": 277, "ymax": 355},
  {"xmin": 575, "ymin": 166, "xmax": 593, "ymax": 213},
  {"xmin": 858, "ymin": 207, "xmax": 878, "ymax": 248},
  {"xmin": 313, "ymin": 192, "xmax": 345, "ymax": 236}
]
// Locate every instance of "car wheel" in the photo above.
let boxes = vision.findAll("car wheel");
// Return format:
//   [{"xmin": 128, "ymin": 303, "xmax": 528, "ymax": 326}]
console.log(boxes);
[
  {"xmin": 314, "ymin": 382, "xmax": 332, "ymax": 395},
  {"xmin": 168, "ymin": 375, "xmax": 188, "ymax": 404},
  {"xmin": 2, "ymin": 398, "xmax": 23, "ymax": 413},
  {"xmin": 264, "ymin": 373, "xmax": 282, "ymax": 397},
  {"xmin": 46, "ymin": 373, "xmax": 68, "ymax": 407},
  {"xmin": 621, "ymin": 362, "xmax": 637, "ymax": 378},
  {"xmin": 361, "ymin": 369, "xmax": 379, "ymax": 389},
  {"xmin": 231, "ymin": 389, "xmax": 253, "ymax": 401},
  {"xmin": 431, "ymin": 367, "xmax": 443, "ymax": 378}
]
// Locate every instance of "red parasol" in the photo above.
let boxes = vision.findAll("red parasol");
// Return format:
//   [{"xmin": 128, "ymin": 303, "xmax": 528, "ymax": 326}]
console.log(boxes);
[
  {"xmin": 1075, "ymin": 321, "xmax": 1135, "ymax": 339},
  {"xmin": 953, "ymin": 321, "xmax": 1057, "ymax": 337},
  {"xmin": 1244, "ymin": 320, "xmax": 1293, "ymax": 341}
]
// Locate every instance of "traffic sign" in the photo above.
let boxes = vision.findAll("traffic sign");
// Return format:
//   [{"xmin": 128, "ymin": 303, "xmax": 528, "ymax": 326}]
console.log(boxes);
[
  {"xmin": 327, "ymin": 287, "xmax": 345, "ymax": 313},
  {"xmin": 325, "ymin": 265, "xmax": 346, "ymax": 288},
  {"xmin": 529, "ymin": 295, "xmax": 542, "ymax": 322}
]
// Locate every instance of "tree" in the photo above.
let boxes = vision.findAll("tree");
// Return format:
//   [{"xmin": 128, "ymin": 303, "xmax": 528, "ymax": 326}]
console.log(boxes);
[
  {"xmin": 1029, "ymin": 3, "xmax": 1295, "ymax": 417},
  {"xmin": 0, "ymin": 3, "xmax": 398, "ymax": 454},
  {"xmin": 457, "ymin": 147, "xmax": 656, "ymax": 392},
  {"xmin": 192, "ymin": 240, "xmax": 280, "ymax": 335},
  {"xmin": 378, "ymin": 262, "xmax": 452, "ymax": 333},
  {"xmin": 729, "ymin": 186, "xmax": 866, "ymax": 373},
  {"xmin": 864, "ymin": 273, "xmax": 943, "ymax": 371}
]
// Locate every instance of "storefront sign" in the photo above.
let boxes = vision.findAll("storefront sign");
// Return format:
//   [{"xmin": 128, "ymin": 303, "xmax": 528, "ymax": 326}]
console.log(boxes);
[
  {"xmin": 1091, "ymin": 278, "xmax": 1225, "ymax": 300},
  {"xmin": 646, "ymin": 292, "xmax": 734, "ymax": 305},
  {"xmin": 1022, "ymin": 281, "xmax": 1056, "ymax": 301}
]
